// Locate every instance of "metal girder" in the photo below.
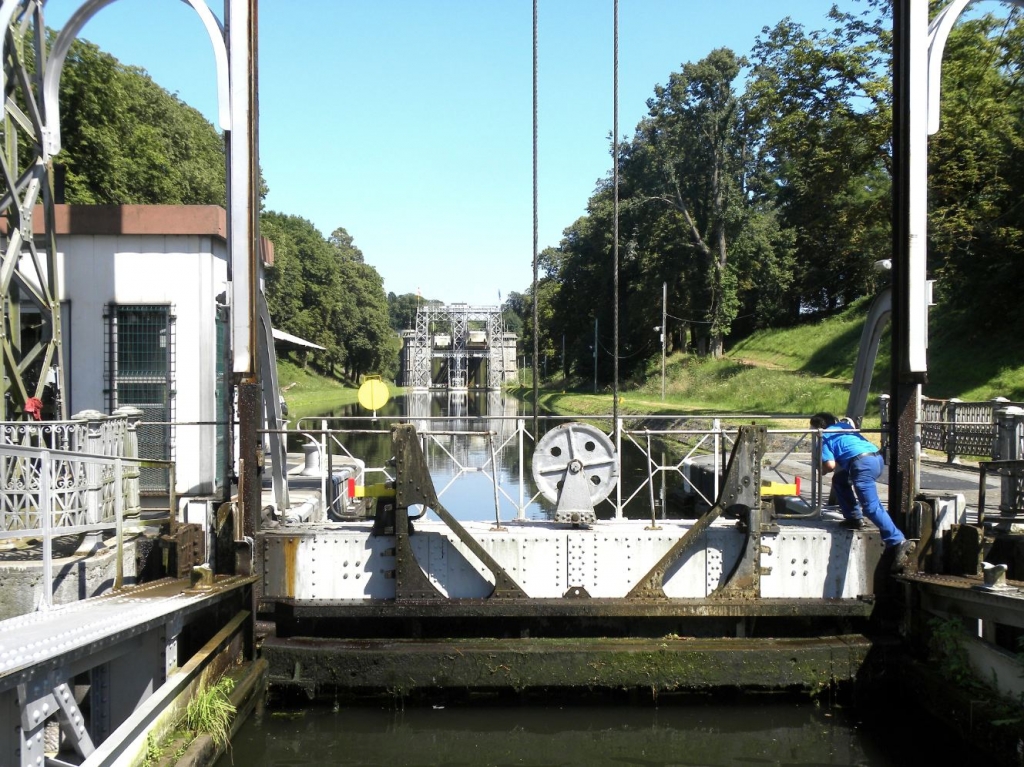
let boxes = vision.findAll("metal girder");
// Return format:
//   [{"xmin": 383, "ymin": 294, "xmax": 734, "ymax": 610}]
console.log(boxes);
[
  {"xmin": 0, "ymin": 1, "xmax": 66, "ymax": 420},
  {"xmin": 392, "ymin": 423, "xmax": 528, "ymax": 598},
  {"xmin": 627, "ymin": 426, "xmax": 767, "ymax": 599},
  {"xmin": 410, "ymin": 304, "xmax": 508, "ymax": 389}
]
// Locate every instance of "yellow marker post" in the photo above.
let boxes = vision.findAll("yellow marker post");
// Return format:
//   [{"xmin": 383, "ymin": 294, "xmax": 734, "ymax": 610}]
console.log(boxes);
[{"xmin": 357, "ymin": 376, "xmax": 390, "ymax": 417}]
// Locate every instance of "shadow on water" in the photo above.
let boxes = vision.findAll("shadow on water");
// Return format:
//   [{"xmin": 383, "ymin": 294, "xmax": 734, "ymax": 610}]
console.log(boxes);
[
  {"xmin": 287, "ymin": 391, "xmax": 692, "ymax": 523},
  {"xmin": 219, "ymin": 693, "xmax": 972, "ymax": 766}
]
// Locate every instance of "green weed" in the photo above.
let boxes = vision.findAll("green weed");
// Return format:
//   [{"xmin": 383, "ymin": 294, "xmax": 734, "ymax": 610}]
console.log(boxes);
[{"xmin": 186, "ymin": 677, "xmax": 236, "ymax": 749}]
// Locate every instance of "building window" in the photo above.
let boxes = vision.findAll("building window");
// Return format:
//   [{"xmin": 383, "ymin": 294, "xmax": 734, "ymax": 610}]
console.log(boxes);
[{"xmin": 105, "ymin": 304, "xmax": 175, "ymax": 493}]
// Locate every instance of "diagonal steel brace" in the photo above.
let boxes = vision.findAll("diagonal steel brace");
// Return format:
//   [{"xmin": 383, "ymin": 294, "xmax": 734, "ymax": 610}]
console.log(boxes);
[
  {"xmin": 392, "ymin": 423, "xmax": 527, "ymax": 599},
  {"xmin": 627, "ymin": 425, "xmax": 767, "ymax": 599}
]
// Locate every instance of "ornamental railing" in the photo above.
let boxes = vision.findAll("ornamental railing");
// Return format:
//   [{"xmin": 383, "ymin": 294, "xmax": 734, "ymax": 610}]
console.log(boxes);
[
  {"xmin": 881, "ymin": 395, "xmax": 1024, "ymax": 463},
  {"xmin": 0, "ymin": 409, "xmax": 144, "ymax": 537}
]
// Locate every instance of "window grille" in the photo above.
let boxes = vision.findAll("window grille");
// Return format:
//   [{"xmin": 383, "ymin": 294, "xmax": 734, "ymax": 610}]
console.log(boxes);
[{"xmin": 105, "ymin": 304, "xmax": 175, "ymax": 493}]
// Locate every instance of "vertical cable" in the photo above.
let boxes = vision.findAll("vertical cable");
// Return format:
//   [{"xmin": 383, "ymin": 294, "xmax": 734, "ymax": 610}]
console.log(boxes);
[
  {"xmin": 612, "ymin": 0, "xmax": 622, "ymax": 517},
  {"xmin": 612, "ymin": 0, "xmax": 619, "ymax": 424},
  {"xmin": 531, "ymin": 0, "xmax": 539, "ymax": 437}
]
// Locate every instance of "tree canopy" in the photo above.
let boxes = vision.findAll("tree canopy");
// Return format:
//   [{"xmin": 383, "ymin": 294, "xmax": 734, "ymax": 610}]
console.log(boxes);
[
  {"xmin": 56, "ymin": 36, "xmax": 227, "ymax": 206},
  {"xmin": 511, "ymin": 0, "xmax": 1024, "ymax": 383}
]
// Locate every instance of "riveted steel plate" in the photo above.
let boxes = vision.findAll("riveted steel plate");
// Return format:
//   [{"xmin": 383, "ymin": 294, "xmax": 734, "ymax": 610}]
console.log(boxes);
[{"xmin": 760, "ymin": 527, "xmax": 882, "ymax": 599}]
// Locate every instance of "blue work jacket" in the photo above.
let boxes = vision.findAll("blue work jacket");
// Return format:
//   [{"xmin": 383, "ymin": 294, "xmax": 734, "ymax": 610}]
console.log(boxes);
[{"xmin": 819, "ymin": 423, "xmax": 878, "ymax": 471}]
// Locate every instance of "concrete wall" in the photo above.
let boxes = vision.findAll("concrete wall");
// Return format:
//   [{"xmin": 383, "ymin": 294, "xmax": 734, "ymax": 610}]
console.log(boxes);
[{"xmin": 0, "ymin": 537, "xmax": 142, "ymax": 621}]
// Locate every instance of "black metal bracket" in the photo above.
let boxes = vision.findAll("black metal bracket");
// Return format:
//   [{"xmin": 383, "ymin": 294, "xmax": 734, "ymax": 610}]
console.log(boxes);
[
  {"xmin": 392, "ymin": 424, "xmax": 528, "ymax": 599},
  {"xmin": 627, "ymin": 426, "xmax": 767, "ymax": 599}
]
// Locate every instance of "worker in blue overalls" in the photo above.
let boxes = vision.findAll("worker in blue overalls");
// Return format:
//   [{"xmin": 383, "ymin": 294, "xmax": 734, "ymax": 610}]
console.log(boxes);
[{"xmin": 810, "ymin": 412, "xmax": 916, "ymax": 573}]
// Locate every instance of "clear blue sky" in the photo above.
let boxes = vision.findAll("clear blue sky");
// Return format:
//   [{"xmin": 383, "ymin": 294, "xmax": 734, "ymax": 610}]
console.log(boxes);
[{"xmin": 45, "ymin": 0, "xmax": 846, "ymax": 306}]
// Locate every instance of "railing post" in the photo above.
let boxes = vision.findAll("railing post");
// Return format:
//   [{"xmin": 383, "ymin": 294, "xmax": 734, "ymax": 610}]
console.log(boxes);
[
  {"xmin": 114, "ymin": 406, "xmax": 143, "ymax": 519},
  {"xmin": 114, "ymin": 458, "xmax": 124, "ymax": 590},
  {"xmin": 73, "ymin": 409, "xmax": 106, "ymax": 552},
  {"xmin": 40, "ymin": 449, "xmax": 52, "ymax": 610},
  {"xmin": 937, "ymin": 397, "xmax": 954, "ymax": 462},
  {"xmin": 991, "ymin": 397, "xmax": 1010, "ymax": 460},
  {"xmin": 713, "ymin": 418, "xmax": 721, "ymax": 503},
  {"xmin": 615, "ymin": 417, "xmax": 622, "ymax": 519},
  {"xmin": 518, "ymin": 418, "xmax": 525, "ymax": 520},
  {"xmin": 995, "ymin": 406, "xmax": 1024, "ymax": 513}
]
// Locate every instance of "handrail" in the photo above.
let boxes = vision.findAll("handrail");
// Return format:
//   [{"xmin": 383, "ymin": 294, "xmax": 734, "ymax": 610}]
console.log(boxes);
[
  {"xmin": 0, "ymin": 442, "xmax": 171, "ymax": 610},
  {"xmin": 270, "ymin": 415, "xmax": 828, "ymax": 522}
]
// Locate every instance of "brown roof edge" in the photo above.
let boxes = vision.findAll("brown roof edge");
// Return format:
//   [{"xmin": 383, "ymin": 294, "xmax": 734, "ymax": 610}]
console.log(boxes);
[{"xmin": 5, "ymin": 204, "xmax": 229, "ymax": 240}]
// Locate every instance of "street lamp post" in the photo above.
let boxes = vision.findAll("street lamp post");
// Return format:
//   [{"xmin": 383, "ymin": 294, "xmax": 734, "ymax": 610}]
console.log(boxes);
[{"xmin": 654, "ymin": 282, "xmax": 667, "ymax": 401}]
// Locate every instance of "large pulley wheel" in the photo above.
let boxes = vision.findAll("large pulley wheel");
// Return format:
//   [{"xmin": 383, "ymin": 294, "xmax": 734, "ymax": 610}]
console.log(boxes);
[{"xmin": 532, "ymin": 422, "xmax": 618, "ymax": 508}]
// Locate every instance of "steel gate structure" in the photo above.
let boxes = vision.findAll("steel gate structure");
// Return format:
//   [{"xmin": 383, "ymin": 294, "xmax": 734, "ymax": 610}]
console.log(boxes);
[{"xmin": 403, "ymin": 303, "xmax": 515, "ymax": 389}]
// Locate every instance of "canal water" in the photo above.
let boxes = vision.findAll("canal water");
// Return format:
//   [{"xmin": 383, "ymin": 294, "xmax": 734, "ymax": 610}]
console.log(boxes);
[
  {"xmin": 221, "ymin": 696, "xmax": 967, "ymax": 766},
  {"xmin": 232, "ymin": 392, "xmax": 967, "ymax": 766}
]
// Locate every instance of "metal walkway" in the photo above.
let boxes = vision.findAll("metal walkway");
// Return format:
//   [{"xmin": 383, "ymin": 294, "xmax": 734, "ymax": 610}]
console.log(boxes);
[{"xmin": 0, "ymin": 575, "xmax": 254, "ymax": 767}]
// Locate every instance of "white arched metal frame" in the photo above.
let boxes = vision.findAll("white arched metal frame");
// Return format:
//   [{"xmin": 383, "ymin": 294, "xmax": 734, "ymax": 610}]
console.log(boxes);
[
  {"xmin": 901, "ymin": 0, "xmax": 1023, "ymax": 375},
  {"xmin": 0, "ymin": 0, "xmax": 254, "ymax": 380},
  {"xmin": 38, "ymin": 0, "xmax": 231, "ymax": 158}
]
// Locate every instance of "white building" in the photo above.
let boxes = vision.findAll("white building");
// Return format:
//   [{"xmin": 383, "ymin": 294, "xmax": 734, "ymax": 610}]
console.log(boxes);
[{"xmin": 40, "ymin": 204, "xmax": 233, "ymax": 504}]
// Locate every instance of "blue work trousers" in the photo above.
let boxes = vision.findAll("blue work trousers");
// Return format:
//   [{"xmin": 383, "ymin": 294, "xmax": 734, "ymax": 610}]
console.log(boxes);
[{"xmin": 832, "ymin": 453, "xmax": 906, "ymax": 547}]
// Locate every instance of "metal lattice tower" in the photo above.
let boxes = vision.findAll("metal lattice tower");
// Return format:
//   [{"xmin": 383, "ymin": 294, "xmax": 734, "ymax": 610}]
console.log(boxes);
[
  {"xmin": 487, "ymin": 309, "xmax": 504, "ymax": 389},
  {"xmin": 0, "ymin": 2, "xmax": 66, "ymax": 420},
  {"xmin": 406, "ymin": 304, "xmax": 515, "ymax": 390},
  {"xmin": 411, "ymin": 307, "xmax": 432, "ymax": 389},
  {"xmin": 450, "ymin": 304, "xmax": 468, "ymax": 390}
]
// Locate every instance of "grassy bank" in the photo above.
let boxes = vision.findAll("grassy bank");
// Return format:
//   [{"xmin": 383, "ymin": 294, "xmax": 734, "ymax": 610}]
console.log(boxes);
[
  {"xmin": 513, "ymin": 298, "xmax": 1024, "ymax": 420},
  {"xmin": 276, "ymin": 359, "xmax": 402, "ymax": 421}
]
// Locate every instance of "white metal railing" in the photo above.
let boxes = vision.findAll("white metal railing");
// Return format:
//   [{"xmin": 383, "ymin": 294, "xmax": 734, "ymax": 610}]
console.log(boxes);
[
  {"xmin": 288, "ymin": 414, "xmax": 825, "ymax": 523},
  {"xmin": 0, "ymin": 443, "xmax": 155, "ymax": 609},
  {"xmin": 0, "ymin": 411, "xmax": 143, "ymax": 534}
]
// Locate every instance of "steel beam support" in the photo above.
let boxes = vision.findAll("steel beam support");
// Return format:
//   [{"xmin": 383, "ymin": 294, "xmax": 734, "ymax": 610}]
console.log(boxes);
[
  {"xmin": 236, "ymin": 380, "xmax": 261, "ymax": 575},
  {"xmin": 0, "ymin": 2, "xmax": 66, "ymax": 419},
  {"xmin": 890, "ymin": 0, "xmax": 929, "ymax": 526},
  {"xmin": 628, "ymin": 426, "xmax": 766, "ymax": 599},
  {"xmin": 392, "ymin": 424, "xmax": 527, "ymax": 598},
  {"xmin": 0, "ymin": 577, "xmax": 254, "ymax": 767}
]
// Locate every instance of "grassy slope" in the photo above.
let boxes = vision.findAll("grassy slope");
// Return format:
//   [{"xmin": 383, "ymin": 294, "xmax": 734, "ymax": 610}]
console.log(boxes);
[
  {"xmin": 729, "ymin": 298, "xmax": 1024, "ymax": 401},
  {"xmin": 518, "ymin": 298, "xmax": 1024, "ymax": 420},
  {"xmin": 276, "ymin": 359, "xmax": 358, "ymax": 415}
]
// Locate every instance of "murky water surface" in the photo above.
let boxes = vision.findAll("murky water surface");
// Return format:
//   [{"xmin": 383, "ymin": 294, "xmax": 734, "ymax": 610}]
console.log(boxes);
[{"xmin": 221, "ymin": 699, "xmax": 949, "ymax": 766}]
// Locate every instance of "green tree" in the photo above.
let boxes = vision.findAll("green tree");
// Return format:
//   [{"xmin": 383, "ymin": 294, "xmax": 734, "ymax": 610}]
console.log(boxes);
[
  {"xmin": 633, "ymin": 48, "xmax": 749, "ymax": 357},
  {"xmin": 928, "ymin": 7, "xmax": 1024, "ymax": 336},
  {"xmin": 745, "ymin": 3, "xmax": 892, "ymax": 316},
  {"xmin": 56, "ymin": 36, "xmax": 226, "ymax": 205},
  {"xmin": 329, "ymin": 229, "xmax": 396, "ymax": 380},
  {"xmin": 261, "ymin": 213, "xmax": 344, "ymax": 371}
]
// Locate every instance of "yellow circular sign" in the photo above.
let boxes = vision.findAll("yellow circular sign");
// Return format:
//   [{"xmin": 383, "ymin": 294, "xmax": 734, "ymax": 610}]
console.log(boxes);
[{"xmin": 357, "ymin": 377, "xmax": 390, "ymax": 412}]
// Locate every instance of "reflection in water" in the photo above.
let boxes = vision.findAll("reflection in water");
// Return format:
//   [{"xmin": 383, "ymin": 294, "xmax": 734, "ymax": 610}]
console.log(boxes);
[
  {"xmin": 291, "ymin": 392, "xmax": 684, "ymax": 523},
  {"xmin": 220, "ymin": 698, "xmax": 955, "ymax": 767}
]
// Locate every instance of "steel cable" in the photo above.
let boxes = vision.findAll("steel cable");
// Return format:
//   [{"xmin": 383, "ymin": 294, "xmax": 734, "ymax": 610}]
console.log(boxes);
[
  {"xmin": 532, "ymin": 0, "xmax": 539, "ymax": 436},
  {"xmin": 612, "ymin": 0, "xmax": 619, "ymax": 423}
]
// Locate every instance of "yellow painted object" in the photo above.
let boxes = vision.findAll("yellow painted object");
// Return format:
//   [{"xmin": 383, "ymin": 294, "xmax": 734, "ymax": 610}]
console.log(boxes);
[
  {"xmin": 357, "ymin": 376, "xmax": 390, "ymax": 412},
  {"xmin": 352, "ymin": 483, "xmax": 396, "ymax": 499},
  {"xmin": 761, "ymin": 479, "xmax": 800, "ymax": 497}
]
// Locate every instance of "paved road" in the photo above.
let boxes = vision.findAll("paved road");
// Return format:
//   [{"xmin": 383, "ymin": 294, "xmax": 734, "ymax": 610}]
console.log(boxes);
[{"xmin": 766, "ymin": 453, "xmax": 998, "ymax": 511}]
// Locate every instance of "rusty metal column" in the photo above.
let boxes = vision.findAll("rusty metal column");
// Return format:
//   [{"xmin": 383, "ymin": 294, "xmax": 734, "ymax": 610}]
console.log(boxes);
[
  {"xmin": 226, "ymin": 0, "xmax": 261, "ymax": 582},
  {"xmin": 890, "ymin": 0, "xmax": 929, "ymax": 530}
]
